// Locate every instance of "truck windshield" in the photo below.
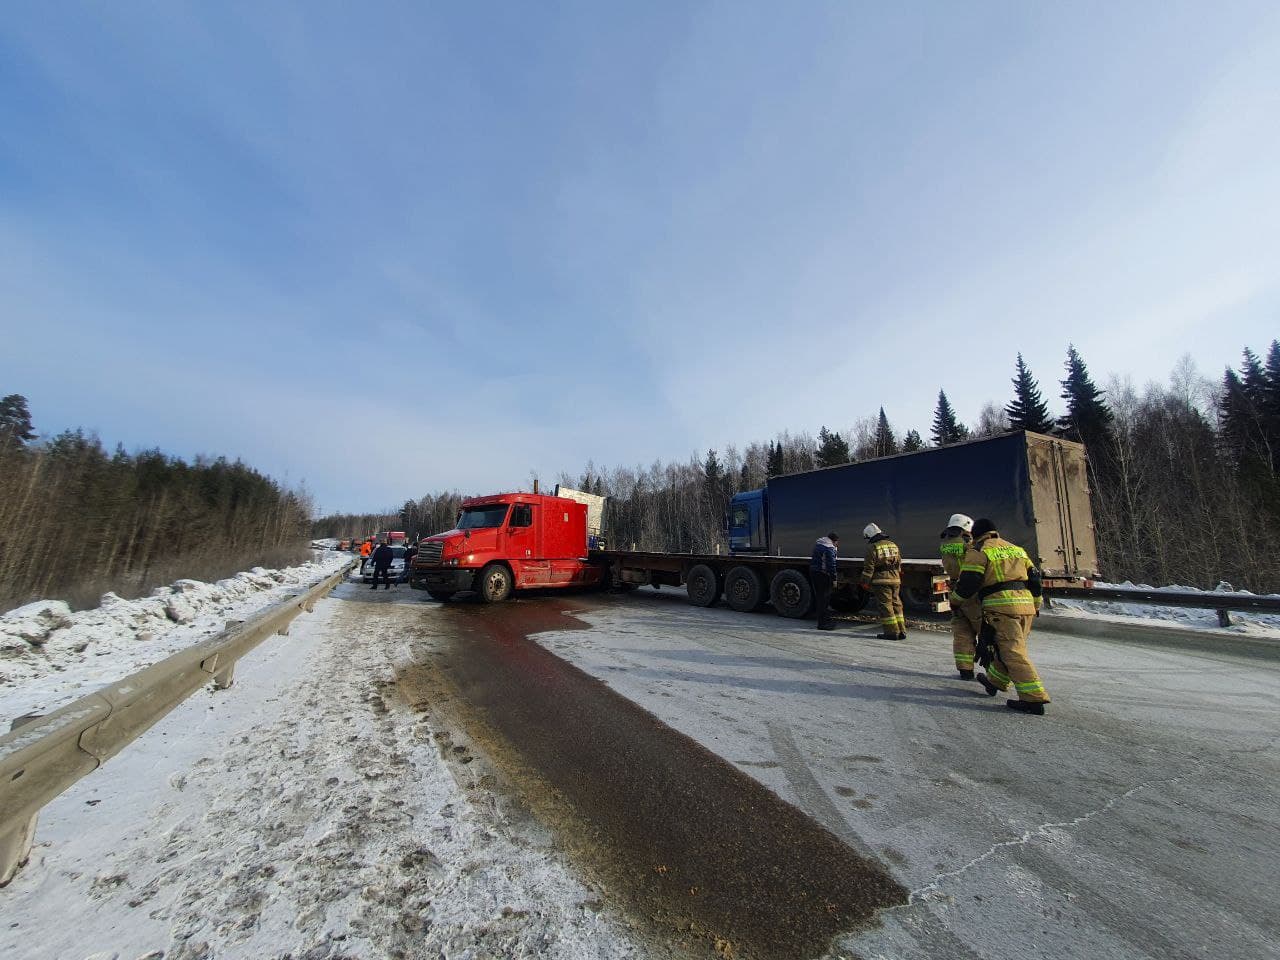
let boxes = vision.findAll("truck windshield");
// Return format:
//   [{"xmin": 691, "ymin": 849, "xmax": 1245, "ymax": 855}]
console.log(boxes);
[{"xmin": 458, "ymin": 504, "xmax": 510, "ymax": 529}]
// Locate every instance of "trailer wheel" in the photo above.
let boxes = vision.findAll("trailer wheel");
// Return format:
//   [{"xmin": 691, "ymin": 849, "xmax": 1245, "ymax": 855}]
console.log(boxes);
[
  {"xmin": 478, "ymin": 563, "xmax": 514, "ymax": 603},
  {"xmin": 725, "ymin": 566, "xmax": 765, "ymax": 612},
  {"xmin": 426, "ymin": 590, "xmax": 455, "ymax": 602},
  {"xmin": 770, "ymin": 569, "xmax": 813, "ymax": 618},
  {"xmin": 902, "ymin": 583, "xmax": 933, "ymax": 611},
  {"xmin": 686, "ymin": 564, "xmax": 720, "ymax": 607}
]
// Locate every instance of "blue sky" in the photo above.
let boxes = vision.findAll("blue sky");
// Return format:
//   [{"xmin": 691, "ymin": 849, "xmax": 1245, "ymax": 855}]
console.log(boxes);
[{"xmin": 2, "ymin": 2, "xmax": 1277, "ymax": 513}]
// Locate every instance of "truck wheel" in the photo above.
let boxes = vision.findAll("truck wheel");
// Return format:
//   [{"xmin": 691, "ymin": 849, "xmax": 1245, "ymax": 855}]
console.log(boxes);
[
  {"xmin": 686, "ymin": 564, "xmax": 720, "ymax": 607},
  {"xmin": 478, "ymin": 564, "xmax": 514, "ymax": 603},
  {"xmin": 902, "ymin": 583, "xmax": 932, "ymax": 611},
  {"xmin": 725, "ymin": 566, "xmax": 764, "ymax": 612},
  {"xmin": 426, "ymin": 590, "xmax": 455, "ymax": 602},
  {"xmin": 770, "ymin": 569, "xmax": 813, "ymax": 618},
  {"xmin": 829, "ymin": 587, "xmax": 854, "ymax": 613}
]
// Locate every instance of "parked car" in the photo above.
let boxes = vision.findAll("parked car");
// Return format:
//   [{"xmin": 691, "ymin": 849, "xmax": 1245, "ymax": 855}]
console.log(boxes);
[{"xmin": 361, "ymin": 546, "xmax": 409, "ymax": 583}]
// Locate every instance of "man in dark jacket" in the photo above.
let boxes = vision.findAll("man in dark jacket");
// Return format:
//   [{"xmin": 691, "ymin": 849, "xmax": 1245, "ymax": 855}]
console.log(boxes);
[
  {"xmin": 370, "ymin": 540, "xmax": 395, "ymax": 590},
  {"xmin": 810, "ymin": 532, "xmax": 840, "ymax": 630}
]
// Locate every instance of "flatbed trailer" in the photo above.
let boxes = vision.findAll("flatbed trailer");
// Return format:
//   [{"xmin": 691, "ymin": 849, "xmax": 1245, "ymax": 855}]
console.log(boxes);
[{"xmin": 590, "ymin": 549, "xmax": 952, "ymax": 618}]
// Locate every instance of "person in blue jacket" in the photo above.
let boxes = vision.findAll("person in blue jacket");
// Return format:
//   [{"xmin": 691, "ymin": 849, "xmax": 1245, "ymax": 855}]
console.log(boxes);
[{"xmin": 810, "ymin": 532, "xmax": 840, "ymax": 630}]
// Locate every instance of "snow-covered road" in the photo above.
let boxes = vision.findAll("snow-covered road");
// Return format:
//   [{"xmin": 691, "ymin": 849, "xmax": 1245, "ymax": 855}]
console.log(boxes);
[
  {"xmin": 1, "ymin": 584, "xmax": 638, "ymax": 960},
  {"xmin": 533, "ymin": 590, "xmax": 1280, "ymax": 960}
]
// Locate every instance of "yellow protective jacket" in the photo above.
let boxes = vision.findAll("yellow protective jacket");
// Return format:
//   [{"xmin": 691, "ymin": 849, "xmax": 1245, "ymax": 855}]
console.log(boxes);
[
  {"xmin": 861, "ymin": 536, "xmax": 901, "ymax": 587},
  {"xmin": 941, "ymin": 533, "xmax": 980, "ymax": 615},
  {"xmin": 950, "ymin": 530, "xmax": 1041, "ymax": 614},
  {"xmin": 939, "ymin": 533, "xmax": 970, "ymax": 580}
]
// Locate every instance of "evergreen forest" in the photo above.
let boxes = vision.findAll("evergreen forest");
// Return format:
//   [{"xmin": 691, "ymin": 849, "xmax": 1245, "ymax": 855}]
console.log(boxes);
[{"xmin": 0, "ymin": 397, "xmax": 313, "ymax": 611}]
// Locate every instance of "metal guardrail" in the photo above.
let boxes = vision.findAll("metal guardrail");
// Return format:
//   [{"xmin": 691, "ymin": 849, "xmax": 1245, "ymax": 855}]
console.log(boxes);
[
  {"xmin": 0, "ymin": 560, "xmax": 356, "ymax": 885},
  {"xmin": 1045, "ymin": 585, "xmax": 1280, "ymax": 626}
]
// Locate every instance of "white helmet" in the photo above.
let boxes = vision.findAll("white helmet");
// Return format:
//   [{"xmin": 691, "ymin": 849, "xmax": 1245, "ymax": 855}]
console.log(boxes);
[
  {"xmin": 947, "ymin": 513, "xmax": 974, "ymax": 533},
  {"xmin": 863, "ymin": 522, "xmax": 882, "ymax": 539}
]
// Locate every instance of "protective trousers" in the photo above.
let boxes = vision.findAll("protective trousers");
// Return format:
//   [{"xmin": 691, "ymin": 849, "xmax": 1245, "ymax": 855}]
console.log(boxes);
[
  {"xmin": 871, "ymin": 582, "xmax": 905, "ymax": 637},
  {"xmin": 952, "ymin": 602, "xmax": 980, "ymax": 672},
  {"xmin": 982, "ymin": 610, "xmax": 1049, "ymax": 703},
  {"xmin": 812, "ymin": 572, "xmax": 833, "ymax": 628}
]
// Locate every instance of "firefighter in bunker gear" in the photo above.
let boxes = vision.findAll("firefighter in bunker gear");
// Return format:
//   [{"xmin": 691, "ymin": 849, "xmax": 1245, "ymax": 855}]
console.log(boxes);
[
  {"xmin": 940, "ymin": 514, "xmax": 978, "ymax": 680},
  {"xmin": 861, "ymin": 524, "xmax": 905, "ymax": 640},
  {"xmin": 949, "ymin": 518, "xmax": 1049, "ymax": 714}
]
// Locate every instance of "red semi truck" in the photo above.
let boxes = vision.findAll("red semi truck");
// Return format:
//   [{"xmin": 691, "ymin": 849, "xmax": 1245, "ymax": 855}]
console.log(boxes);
[{"xmin": 408, "ymin": 490, "xmax": 605, "ymax": 602}]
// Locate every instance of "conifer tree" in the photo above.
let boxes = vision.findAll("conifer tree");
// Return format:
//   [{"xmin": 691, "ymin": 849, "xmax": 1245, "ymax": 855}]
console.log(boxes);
[
  {"xmin": 765, "ymin": 441, "xmax": 785, "ymax": 478},
  {"xmin": 1241, "ymin": 347, "xmax": 1268, "ymax": 404},
  {"xmin": 872, "ymin": 408, "xmax": 899, "ymax": 457},
  {"xmin": 902, "ymin": 429, "xmax": 924, "ymax": 452},
  {"xmin": 931, "ymin": 390, "xmax": 969, "ymax": 446},
  {"xmin": 1264, "ymin": 341, "xmax": 1280, "ymax": 418},
  {"xmin": 815, "ymin": 426, "xmax": 851, "ymax": 467},
  {"xmin": 0, "ymin": 394, "xmax": 36, "ymax": 447},
  {"xmin": 1005, "ymin": 354, "xmax": 1054, "ymax": 433},
  {"xmin": 1219, "ymin": 368, "xmax": 1252, "ymax": 462},
  {"xmin": 1057, "ymin": 344, "xmax": 1113, "ymax": 452},
  {"xmin": 703, "ymin": 448, "xmax": 722, "ymax": 494}
]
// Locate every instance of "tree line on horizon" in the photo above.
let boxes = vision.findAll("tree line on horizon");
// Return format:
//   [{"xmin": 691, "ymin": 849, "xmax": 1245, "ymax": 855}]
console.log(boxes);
[
  {"xmin": 322, "ymin": 340, "xmax": 1280, "ymax": 594},
  {"xmin": 0, "ymin": 396, "xmax": 313, "ymax": 611}
]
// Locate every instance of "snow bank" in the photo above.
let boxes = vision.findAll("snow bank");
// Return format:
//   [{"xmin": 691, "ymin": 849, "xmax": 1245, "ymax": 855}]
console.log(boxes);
[
  {"xmin": 0, "ymin": 595, "xmax": 636, "ymax": 960},
  {"xmin": 1049, "ymin": 580, "xmax": 1280, "ymax": 636},
  {"xmin": 0, "ymin": 551, "xmax": 351, "ymax": 722}
]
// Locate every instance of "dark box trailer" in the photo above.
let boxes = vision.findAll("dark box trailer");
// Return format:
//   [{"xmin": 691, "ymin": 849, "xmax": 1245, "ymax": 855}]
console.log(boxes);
[{"xmin": 764, "ymin": 431, "xmax": 1099, "ymax": 579}]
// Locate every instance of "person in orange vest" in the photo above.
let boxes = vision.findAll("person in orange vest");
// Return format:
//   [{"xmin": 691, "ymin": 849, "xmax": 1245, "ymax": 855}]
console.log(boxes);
[{"xmin": 359, "ymin": 538, "xmax": 373, "ymax": 573}]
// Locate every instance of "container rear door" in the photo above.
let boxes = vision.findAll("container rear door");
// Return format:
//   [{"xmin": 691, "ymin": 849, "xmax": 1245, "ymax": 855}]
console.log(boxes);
[{"xmin": 1025, "ymin": 435, "xmax": 1099, "ymax": 577}]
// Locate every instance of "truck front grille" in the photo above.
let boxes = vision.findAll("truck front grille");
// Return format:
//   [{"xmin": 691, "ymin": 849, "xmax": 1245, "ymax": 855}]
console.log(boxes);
[{"xmin": 418, "ymin": 541, "xmax": 444, "ymax": 565}]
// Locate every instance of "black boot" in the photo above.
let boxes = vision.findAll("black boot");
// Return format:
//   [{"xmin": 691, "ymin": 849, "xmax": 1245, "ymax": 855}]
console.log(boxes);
[
  {"xmin": 897, "ymin": 631, "xmax": 907, "ymax": 641},
  {"xmin": 1006, "ymin": 700, "xmax": 1046, "ymax": 716},
  {"xmin": 958, "ymin": 669, "xmax": 975, "ymax": 681},
  {"xmin": 977, "ymin": 673, "xmax": 1000, "ymax": 697}
]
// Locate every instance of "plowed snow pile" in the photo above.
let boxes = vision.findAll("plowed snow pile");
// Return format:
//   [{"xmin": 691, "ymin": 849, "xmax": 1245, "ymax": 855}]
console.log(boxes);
[
  {"xmin": 0, "ymin": 552, "xmax": 351, "ymax": 720},
  {"xmin": 1048, "ymin": 580, "xmax": 1280, "ymax": 635}
]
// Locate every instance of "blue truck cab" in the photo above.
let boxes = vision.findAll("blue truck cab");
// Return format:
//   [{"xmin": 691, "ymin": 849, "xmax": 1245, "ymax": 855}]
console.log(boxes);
[{"xmin": 727, "ymin": 489, "xmax": 768, "ymax": 553}]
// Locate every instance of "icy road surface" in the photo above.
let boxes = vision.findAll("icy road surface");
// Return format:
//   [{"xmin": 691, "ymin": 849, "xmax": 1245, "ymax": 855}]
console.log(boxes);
[
  {"xmin": 534, "ymin": 591, "xmax": 1280, "ymax": 959},
  {"xmin": 2, "ymin": 583, "xmax": 1278, "ymax": 959}
]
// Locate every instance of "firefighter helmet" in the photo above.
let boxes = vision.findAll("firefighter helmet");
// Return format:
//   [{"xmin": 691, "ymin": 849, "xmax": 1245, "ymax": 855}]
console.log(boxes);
[
  {"xmin": 863, "ymin": 523, "xmax": 882, "ymax": 539},
  {"xmin": 947, "ymin": 513, "xmax": 974, "ymax": 533}
]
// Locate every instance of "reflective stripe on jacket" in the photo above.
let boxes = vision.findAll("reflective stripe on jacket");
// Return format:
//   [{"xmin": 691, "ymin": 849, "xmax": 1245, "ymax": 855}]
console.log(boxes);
[
  {"xmin": 861, "ymin": 536, "xmax": 901, "ymax": 587},
  {"xmin": 939, "ymin": 534, "xmax": 969, "ymax": 580},
  {"xmin": 949, "ymin": 531, "xmax": 1039, "ymax": 614}
]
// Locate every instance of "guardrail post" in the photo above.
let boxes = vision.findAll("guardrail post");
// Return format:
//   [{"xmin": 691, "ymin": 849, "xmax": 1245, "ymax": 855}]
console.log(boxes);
[
  {"xmin": 211, "ymin": 660, "xmax": 236, "ymax": 690},
  {"xmin": 0, "ymin": 715, "xmax": 42, "ymax": 885},
  {"xmin": 1217, "ymin": 609, "xmax": 1232, "ymax": 627}
]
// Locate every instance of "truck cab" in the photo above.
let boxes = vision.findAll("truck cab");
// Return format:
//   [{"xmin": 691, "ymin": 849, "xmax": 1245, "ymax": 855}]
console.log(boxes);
[
  {"xmin": 728, "ymin": 489, "xmax": 768, "ymax": 554},
  {"xmin": 409, "ymin": 492, "xmax": 605, "ymax": 602}
]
